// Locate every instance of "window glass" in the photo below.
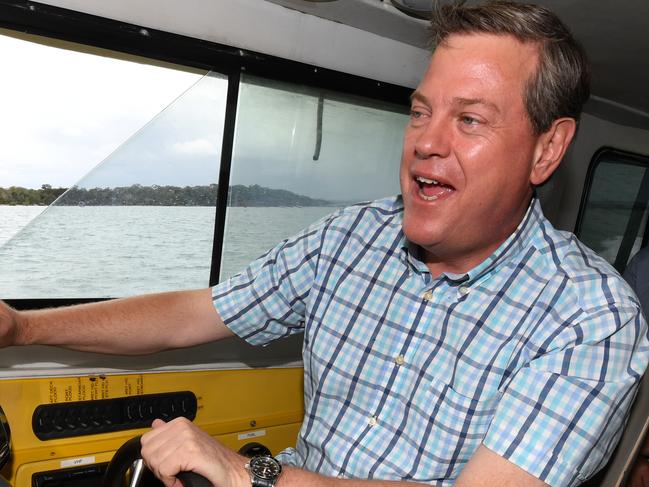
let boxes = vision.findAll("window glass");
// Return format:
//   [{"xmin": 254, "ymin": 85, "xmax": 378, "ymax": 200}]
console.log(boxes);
[
  {"xmin": 220, "ymin": 76, "xmax": 408, "ymax": 279},
  {"xmin": 0, "ymin": 33, "xmax": 225, "ymax": 298},
  {"xmin": 577, "ymin": 151, "xmax": 649, "ymax": 272}
]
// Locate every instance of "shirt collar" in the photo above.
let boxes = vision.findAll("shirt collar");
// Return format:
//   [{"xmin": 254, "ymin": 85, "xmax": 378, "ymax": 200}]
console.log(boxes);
[{"xmin": 400, "ymin": 197, "xmax": 544, "ymax": 284}]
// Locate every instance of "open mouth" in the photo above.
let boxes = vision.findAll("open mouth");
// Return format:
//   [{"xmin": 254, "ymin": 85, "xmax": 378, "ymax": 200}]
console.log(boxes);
[{"xmin": 415, "ymin": 176, "xmax": 455, "ymax": 201}]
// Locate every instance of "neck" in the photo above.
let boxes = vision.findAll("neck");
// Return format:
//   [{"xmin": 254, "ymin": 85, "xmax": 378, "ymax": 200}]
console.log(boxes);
[
  {"xmin": 421, "ymin": 246, "xmax": 500, "ymax": 279},
  {"xmin": 420, "ymin": 197, "xmax": 534, "ymax": 278}
]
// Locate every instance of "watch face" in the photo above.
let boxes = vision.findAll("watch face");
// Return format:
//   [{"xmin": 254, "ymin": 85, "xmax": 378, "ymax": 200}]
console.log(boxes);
[{"xmin": 250, "ymin": 455, "xmax": 281, "ymax": 480}]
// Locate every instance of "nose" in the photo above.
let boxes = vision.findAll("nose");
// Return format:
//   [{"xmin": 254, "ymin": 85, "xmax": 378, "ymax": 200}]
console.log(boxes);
[{"xmin": 413, "ymin": 116, "xmax": 451, "ymax": 160}]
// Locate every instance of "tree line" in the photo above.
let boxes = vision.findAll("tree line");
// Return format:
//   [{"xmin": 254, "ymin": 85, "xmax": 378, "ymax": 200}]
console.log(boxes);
[
  {"xmin": 0, "ymin": 184, "xmax": 331, "ymax": 207},
  {"xmin": 0, "ymin": 185, "xmax": 66, "ymax": 206}
]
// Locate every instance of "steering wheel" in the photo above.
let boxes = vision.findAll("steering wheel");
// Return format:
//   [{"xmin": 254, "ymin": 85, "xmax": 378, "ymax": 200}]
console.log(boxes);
[{"xmin": 103, "ymin": 435, "xmax": 212, "ymax": 487}]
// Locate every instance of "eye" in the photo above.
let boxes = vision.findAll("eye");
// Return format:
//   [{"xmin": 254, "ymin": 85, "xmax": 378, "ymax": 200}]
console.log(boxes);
[
  {"xmin": 408, "ymin": 107, "xmax": 428, "ymax": 127},
  {"xmin": 460, "ymin": 115, "xmax": 480, "ymax": 126}
]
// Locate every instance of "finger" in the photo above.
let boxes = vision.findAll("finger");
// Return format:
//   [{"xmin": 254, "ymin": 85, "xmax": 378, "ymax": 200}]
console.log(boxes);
[
  {"xmin": 142, "ymin": 425, "xmax": 183, "ymax": 467},
  {"xmin": 140, "ymin": 418, "xmax": 221, "ymax": 486},
  {"xmin": 153, "ymin": 442, "xmax": 205, "ymax": 487},
  {"xmin": 147, "ymin": 417, "xmax": 194, "ymax": 446},
  {"xmin": 151, "ymin": 418, "xmax": 166, "ymax": 428},
  {"xmin": 142, "ymin": 420, "xmax": 199, "ymax": 482},
  {"xmin": 144, "ymin": 439, "xmax": 184, "ymax": 485},
  {"xmin": 142, "ymin": 417, "xmax": 175, "ymax": 446}
]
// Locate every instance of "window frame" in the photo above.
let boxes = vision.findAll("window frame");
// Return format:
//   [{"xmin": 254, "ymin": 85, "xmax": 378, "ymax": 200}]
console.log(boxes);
[
  {"xmin": 574, "ymin": 146, "xmax": 649, "ymax": 272},
  {"xmin": 0, "ymin": 0, "xmax": 412, "ymax": 309}
]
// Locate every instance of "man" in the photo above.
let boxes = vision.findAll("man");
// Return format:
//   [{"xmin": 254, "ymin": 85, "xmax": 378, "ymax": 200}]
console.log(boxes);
[
  {"xmin": 624, "ymin": 246, "xmax": 649, "ymax": 487},
  {"xmin": 0, "ymin": 2, "xmax": 647, "ymax": 486}
]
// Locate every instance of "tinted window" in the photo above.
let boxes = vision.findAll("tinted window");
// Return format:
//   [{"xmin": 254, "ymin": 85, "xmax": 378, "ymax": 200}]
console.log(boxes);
[
  {"xmin": 220, "ymin": 76, "xmax": 407, "ymax": 279},
  {"xmin": 576, "ymin": 149, "xmax": 649, "ymax": 272}
]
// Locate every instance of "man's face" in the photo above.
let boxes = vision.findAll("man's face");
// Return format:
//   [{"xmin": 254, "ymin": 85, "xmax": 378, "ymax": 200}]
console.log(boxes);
[{"xmin": 400, "ymin": 33, "xmax": 544, "ymax": 274}]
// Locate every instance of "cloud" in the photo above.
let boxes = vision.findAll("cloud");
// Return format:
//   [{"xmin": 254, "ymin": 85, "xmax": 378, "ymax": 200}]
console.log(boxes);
[
  {"xmin": 58, "ymin": 127, "xmax": 86, "ymax": 137},
  {"xmin": 0, "ymin": 33, "xmax": 202, "ymax": 189},
  {"xmin": 172, "ymin": 139, "xmax": 219, "ymax": 156}
]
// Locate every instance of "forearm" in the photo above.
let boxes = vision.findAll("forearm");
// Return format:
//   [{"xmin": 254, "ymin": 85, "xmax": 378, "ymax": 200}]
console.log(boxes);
[
  {"xmin": 277, "ymin": 446, "xmax": 547, "ymax": 487},
  {"xmin": 12, "ymin": 288, "xmax": 232, "ymax": 354},
  {"xmin": 277, "ymin": 467, "xmax": 426, "ymax": 487}
]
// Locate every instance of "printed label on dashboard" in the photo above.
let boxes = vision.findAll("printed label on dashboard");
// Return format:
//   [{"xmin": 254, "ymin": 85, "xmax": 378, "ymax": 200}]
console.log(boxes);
[
  {"xmin": 61, "ymin": 456, "xmax": 95, "ymax": 468},
  {"xmin": 238, "ymin": 429, "xmax": 267, "ymax": 440}
]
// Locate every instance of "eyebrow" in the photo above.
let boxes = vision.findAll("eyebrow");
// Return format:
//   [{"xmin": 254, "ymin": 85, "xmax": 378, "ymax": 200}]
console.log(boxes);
[
  {"xmin": 410, "ymin": 91, "xmax": 500, "ymax": 115},
  {"xmin": 452, "ymin": 97, "xmax": 500, "ymax": 114},
  {"xmin": 410, "ymin": 91, "xmax": 428, "ymax": 105}
]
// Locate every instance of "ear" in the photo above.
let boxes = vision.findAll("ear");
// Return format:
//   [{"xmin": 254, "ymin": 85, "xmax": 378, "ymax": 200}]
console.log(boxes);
[{"xmin": 530, "ymin": 117, "xmax": 577, "ymax": 186}]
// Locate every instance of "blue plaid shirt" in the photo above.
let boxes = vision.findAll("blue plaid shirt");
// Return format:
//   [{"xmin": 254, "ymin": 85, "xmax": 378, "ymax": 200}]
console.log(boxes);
[{"xmin": 212, "ymin": 196, "xmax": 648, "ymax": 486}]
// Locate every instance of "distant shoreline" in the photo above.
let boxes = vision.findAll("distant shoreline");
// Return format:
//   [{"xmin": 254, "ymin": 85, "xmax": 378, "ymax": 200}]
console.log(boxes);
[{"xmin": 0, "ymin": 184, "xmax": 334, "ymax": 207}]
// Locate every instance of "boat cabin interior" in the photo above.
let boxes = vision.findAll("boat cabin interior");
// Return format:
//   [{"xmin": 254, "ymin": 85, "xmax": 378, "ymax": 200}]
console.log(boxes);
[{"xmin": 0, "ymin": 0, "xmax": 648, "ymax": 485}]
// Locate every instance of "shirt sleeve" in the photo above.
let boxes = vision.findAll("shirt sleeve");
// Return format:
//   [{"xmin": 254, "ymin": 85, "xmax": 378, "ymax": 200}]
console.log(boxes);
[
  {"xmin": 483, "ymin": 302, "xmax": 649, "ymax": 487},
  {"xmin": 211, "ymin": 211, "xmax": 337, "ymax": 346}
]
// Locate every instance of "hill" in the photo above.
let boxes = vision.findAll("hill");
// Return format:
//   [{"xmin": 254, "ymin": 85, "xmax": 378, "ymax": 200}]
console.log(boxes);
[{"xmin": 0, "ymin": 184, "xmax": 331, "ymax": 207}]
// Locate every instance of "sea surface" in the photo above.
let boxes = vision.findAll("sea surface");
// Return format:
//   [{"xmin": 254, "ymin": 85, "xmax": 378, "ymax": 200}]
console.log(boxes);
[
  {"xmin": 3, "ymin": 201, "xmax": 638, "ymax": 299},
  {"xmin": 0, "ymin": 205, "xmax": 337, "ymax": 299}
]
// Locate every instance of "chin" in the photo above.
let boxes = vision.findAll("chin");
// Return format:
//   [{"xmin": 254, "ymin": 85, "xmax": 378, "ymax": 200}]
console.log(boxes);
[{"xmin": 402, "ymin": 217, "xmax": 442, "ymax": 250}]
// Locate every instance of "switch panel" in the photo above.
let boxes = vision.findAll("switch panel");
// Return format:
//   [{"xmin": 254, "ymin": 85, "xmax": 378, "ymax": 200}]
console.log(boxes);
[{"xmin": 32, "ymin": 391, "xmax": 197, "ymax": 440}]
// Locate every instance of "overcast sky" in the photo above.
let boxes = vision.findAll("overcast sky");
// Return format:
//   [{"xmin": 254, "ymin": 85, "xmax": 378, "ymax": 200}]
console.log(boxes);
[
  {"xmin": 0, "ymin": 33, "xmax": 406, "ymax": 202},
  {"xmin": 0, "ymin": 33, "xmax": 203, "ymax": 189}
]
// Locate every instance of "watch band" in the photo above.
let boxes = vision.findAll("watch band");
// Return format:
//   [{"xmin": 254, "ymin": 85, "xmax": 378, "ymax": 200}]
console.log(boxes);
[{"xmin": 251, "ymin": 478, "xmax": 276, "ymax": 487}]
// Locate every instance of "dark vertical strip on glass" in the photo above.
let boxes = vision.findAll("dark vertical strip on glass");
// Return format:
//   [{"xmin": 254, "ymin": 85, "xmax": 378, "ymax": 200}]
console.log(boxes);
[
  {"xmin": 313, "ymin": 94, "xmax": 324, "ymax": 161},
  {"xmin": 642, "ymin": 205, "xmax": 649, "ymax": 248},
  {"xmin": 210, "ymin": 69, "xmax": 241, "ymax": 286}
]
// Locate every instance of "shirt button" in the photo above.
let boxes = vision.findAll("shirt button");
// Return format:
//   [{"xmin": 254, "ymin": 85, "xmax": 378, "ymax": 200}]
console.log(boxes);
[
  {"xmin": 394, "ymin": 355, "xmax": 405, "ymax": 366},
  {"xmin": 459, "ymin": 286, "xmax": 469, "ymax": 296},
  {"xmin": 422, "ymin": 290, "xmax": 434, "ymax": 301},
  {"xmin": 368, "ymin": 415, "xmax": 378, "ymax": 427}
]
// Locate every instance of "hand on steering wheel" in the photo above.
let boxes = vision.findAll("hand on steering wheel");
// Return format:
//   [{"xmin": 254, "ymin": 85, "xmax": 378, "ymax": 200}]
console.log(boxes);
[{"xmin": 103, "ymin": 435, "xmax": 212, "ymax": 487}]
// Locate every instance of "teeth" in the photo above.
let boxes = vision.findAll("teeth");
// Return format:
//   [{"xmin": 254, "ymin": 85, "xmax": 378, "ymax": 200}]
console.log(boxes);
[
  {"xmin": 416, "ymin": 176, "xmax": 439, "ymax": 185},
  {"xmin": 421, "ymin": 194, "xmax": 438, "ymax": 201}
]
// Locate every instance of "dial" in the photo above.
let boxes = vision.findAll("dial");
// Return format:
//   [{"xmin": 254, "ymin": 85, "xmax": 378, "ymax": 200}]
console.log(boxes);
[{"xmin": 250, "ymin": 456, "xmax": 282, "ymax": 480}]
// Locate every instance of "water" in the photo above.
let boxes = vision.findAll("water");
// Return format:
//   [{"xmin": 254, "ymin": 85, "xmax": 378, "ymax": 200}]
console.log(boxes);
[
  {"xmin": 0, "ymin": 205, "xmax": 337, "ymax": 298},
  {"xmin": 0, "ymin": 206, "xmax": 46, "ymax": 246}
]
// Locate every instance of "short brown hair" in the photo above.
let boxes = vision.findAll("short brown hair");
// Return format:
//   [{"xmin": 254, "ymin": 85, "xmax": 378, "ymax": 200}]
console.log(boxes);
[{"xmin": 430, "ymin": 1, "xmax": 590, "ymax": 134}]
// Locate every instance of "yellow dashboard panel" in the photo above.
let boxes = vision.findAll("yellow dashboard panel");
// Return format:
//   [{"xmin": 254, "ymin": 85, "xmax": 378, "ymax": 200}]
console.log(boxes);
[{"xmin": 0, "ymin": 367, "xmax": 304, "ymax": 485}]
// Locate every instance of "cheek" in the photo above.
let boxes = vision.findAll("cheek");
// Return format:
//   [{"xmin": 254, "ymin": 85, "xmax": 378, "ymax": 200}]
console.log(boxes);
[
  {"xmin": 401, "ymin": 128, "xmax": 416, "ymax": 155},
  {"xmin": 399, "ymin": 164, "xmax": 410, "ymax": 197},
  {"xmin": 454, "ymin": 130, "xmax": 495, "ymax": 159},
  {"xmin": 461, "ymin": 140, "xmax": 488, "ymax": 161},
  {"xmin": 458, "ymin": 134, "xmax": 532, "ymax": 187},
  {"xmin": 399, "ymin": 134, "xmax": 415, "ymax": 177}
]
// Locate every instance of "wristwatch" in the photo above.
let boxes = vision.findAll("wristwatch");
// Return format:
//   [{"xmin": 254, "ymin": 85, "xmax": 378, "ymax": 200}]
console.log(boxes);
[{"xmin": 245, "ymin": 455, "xmax": 282, "ymax": 487}]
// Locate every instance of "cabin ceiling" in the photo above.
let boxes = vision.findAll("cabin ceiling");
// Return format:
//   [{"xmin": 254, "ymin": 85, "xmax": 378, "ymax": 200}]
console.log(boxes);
[{"xmin": 267, "ymin": 0, "xmax": 649, "ymax": 129}]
